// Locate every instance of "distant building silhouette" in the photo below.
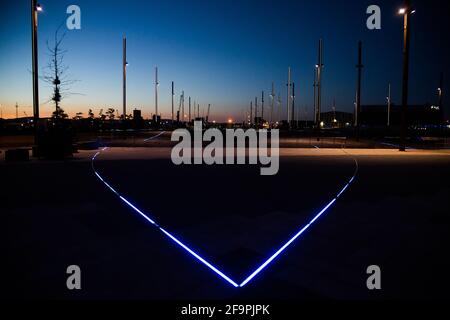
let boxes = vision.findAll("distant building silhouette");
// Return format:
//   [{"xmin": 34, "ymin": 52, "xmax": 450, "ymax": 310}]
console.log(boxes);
[{"xmin": 133, "ymin": 109, "xmax": 142, "ymax": 121}]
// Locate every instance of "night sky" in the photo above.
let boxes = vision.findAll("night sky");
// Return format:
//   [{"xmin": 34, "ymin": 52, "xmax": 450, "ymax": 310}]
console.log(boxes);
[{"xmin": 1, "ymin": 0, "xmax": 449, "ymax": 121}]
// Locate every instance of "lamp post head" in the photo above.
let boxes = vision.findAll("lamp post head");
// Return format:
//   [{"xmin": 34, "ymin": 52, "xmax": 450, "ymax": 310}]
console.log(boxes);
[
  {"xmin": 398, "ymin": 7, "xmax": 415, "ymax": 15},
  {"xmin": 36, "ymin": 3, "xmax": 43, "ymax": 12}
]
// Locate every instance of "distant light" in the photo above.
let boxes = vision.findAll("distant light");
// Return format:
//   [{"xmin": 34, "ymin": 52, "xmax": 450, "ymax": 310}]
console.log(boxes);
[
  {"xmin": 320, "ymin": 121, "xmax": 324, "ymax": 127},
  {"xmin": 315, "ymin": 64, "xmax": 319, "ymax": 68},
  {"xmin": 228, "ymin": 119, "xmax": 233, "ymax": 124},
  {"xmin": 411, "ymin": 10, "xmax": 416, "ymax": 14},
  {"xmin": 212, "ymin": 120, "xmax": 216, "ymax": 124},
  {"xmin": 398, "ymin": 8, "xmax": 406, "ymax": 14},
  {"xmin": 36, "ymin": 4, "xmax": 43, "ymax": 12}
]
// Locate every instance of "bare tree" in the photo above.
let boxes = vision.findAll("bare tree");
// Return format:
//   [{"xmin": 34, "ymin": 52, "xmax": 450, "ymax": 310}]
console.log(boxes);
[{"xmin": 42, "ymin": 27, "xmax": 77, "ymax": 119}]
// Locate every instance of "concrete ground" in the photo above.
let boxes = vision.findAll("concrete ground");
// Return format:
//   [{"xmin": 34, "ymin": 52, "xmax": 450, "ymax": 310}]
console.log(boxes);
[{"xmin": 1, "ymin": 134, "xmax": 450, "ymax": 299}]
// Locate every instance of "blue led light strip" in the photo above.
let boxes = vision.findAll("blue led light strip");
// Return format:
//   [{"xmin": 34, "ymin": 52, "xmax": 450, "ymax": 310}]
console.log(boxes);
[
  {"xmin": 92, "ymin": 147, "xmax": 358, "ymax": 288},
  {"xmin": 92, "ymin": 148, "xmax": 238, "ymax": 287},
  {"xmin": 239, "ymin": 156, "xmax": 358, "ymax": 287},
  {"xmin": 159, "ymin": 227, "xmax": 239, "ymax": 287},
  {"xmin": 144, "ymin": 131, "xmax": 165, "ymax": 142}
]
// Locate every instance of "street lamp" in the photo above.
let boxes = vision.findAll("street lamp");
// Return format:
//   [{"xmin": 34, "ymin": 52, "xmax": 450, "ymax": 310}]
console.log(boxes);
[
  {"xmin": 32, "ymin": 0, "xmax": 42, "ymax": 149},
  {"xmin": 398, "ymin": 1, "xmax": 415, "ymax": 152}
]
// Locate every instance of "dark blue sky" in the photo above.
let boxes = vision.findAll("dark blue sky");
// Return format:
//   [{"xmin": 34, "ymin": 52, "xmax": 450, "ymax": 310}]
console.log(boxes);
[{"xmin": 1, "ymin": 0, "xmax": 449, "ymax": 120}]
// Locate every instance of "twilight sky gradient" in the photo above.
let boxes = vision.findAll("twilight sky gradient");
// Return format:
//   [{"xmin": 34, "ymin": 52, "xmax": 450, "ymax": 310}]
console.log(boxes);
[{"xmin": 0, "ymin": 0, "xmax": 449, "ymax": 121}]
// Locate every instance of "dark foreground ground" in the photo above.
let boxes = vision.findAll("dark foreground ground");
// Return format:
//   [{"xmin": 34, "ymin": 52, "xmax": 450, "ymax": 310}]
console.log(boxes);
[{"xmin": 1, "ymin": 133, "xmax": 450, "ymax": 300}]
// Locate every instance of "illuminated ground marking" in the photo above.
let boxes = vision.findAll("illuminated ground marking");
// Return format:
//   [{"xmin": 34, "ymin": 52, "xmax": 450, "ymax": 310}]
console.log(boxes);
[
  {"xmin": 91, "ymin": 147, "xmax": 358, "ymax": 288},
  {"xmin": 144, "ymin": 131, "xmax": 165, "ymax": 142}
]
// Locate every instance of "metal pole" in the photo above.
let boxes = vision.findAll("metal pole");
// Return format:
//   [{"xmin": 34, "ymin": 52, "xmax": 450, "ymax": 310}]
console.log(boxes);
[
  {"xmin": 123, "ymin": 36, "xmax": 126, "ymax": 118},
  {"xmin": 287, "ymin": 67, "xmax": 291, "ymax": 124},
  {"xmin": 155, "ymin": 66, "xmax": 159, "ymax": 122},
  {"xmin": 387, "ymin": 83, "xmax": 391, "ymax": 126},
  {"xmin": 356, "ymin": 41, "xmax": 363, "ymax": 141},
  {"xmin": 292, "ymin": 82, "xmax": 295, "ymax": 128},
  {"xmin": 261, "ymin": 91, "xmax": 264, "ymax": 121},
  {"xmin": 250, "ymin": 101, "xmax": 253, "ymax": 125},
  {"xmin": 255, "ymin": 97, "xmax": 258, "ymax": 124},
  {"xmin": 438, "ymin": 72, "xmax": 443, "ymax": 112},
  {"xmin": 317, "ymin": 39, "xmax": 323, "ymax": 128},
  {"xmin": 278, "ymin": 94, "xmax": 282, "ymax": 123},
  {"xmin": 207, "ymin": 104, "xmax": 210, "ymax": 123},
  {"xmin": 313, "ymin": 67, "xmax": 317, "ymax": 124},
  {"xmin": 31, "ymin": 0, "xmax": 39, "ymax": 145},
  {"xmin": 399, "ymin": 0, "xmax": 411, "ymax": 152},
  {"xmin": 181, "ymin": 90, "xmax": 184, "ymax": 123},
  {"xmin": 189, "ymin": 96, "xmax": 191, "ymax": 123},
  {"xmin": 171, "ymin": 81, "xmax": 174, "ymax": 123},
  {"xmin": 270, "ymin": 82, "xmax": 275, "ymax": 126}
]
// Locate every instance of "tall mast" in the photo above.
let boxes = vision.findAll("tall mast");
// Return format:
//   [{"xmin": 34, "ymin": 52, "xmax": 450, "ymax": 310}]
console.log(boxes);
[
  {"xmin": 277, "ymin": 93, "xmax": 282, "ymax": 123},
  {"xmin": 255, "ymin": 97, "xmax": 258, "ymax": 124},
  {"xmin": 155, "ymin": 66, "xmax": 159, "ymax": 121},
  {"xmin": 171, "ymin": 81, "xmax": 174, "ymax": 123},
  {"xmin": 189, "ymin": 96, "xmax": 191, "ymax": 123},
  {"xmin": 261, "ymin": 91, "xmax": 264, "ymax": 121},
  {"xmin": 317, "ymin": 39, "xmax": 323, "ymax": 127},
  {"xmin": 287, "ymin": 67, "xmax": 291, "ymax": 124},
  {"xmin": 387, "ymin": 83, "xmax": 391, "ymax": 126},
  {"xmin": 270, "ymin": 82, "xmax": 275, "ymax": 126},
  {"xmin": 123, "ymin": 36, "xmax": 127, "ymax": 118},
  {"xmin": 292, "ymin": 82, "xmax": 295, "ymax": 127},
  {"xmin": 181, "ymin": 90, "xmax": 184, "ymax": 122},
  {"xmin": 250, "ymin": 101, "xmax": 253, "ymax": 125}
]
